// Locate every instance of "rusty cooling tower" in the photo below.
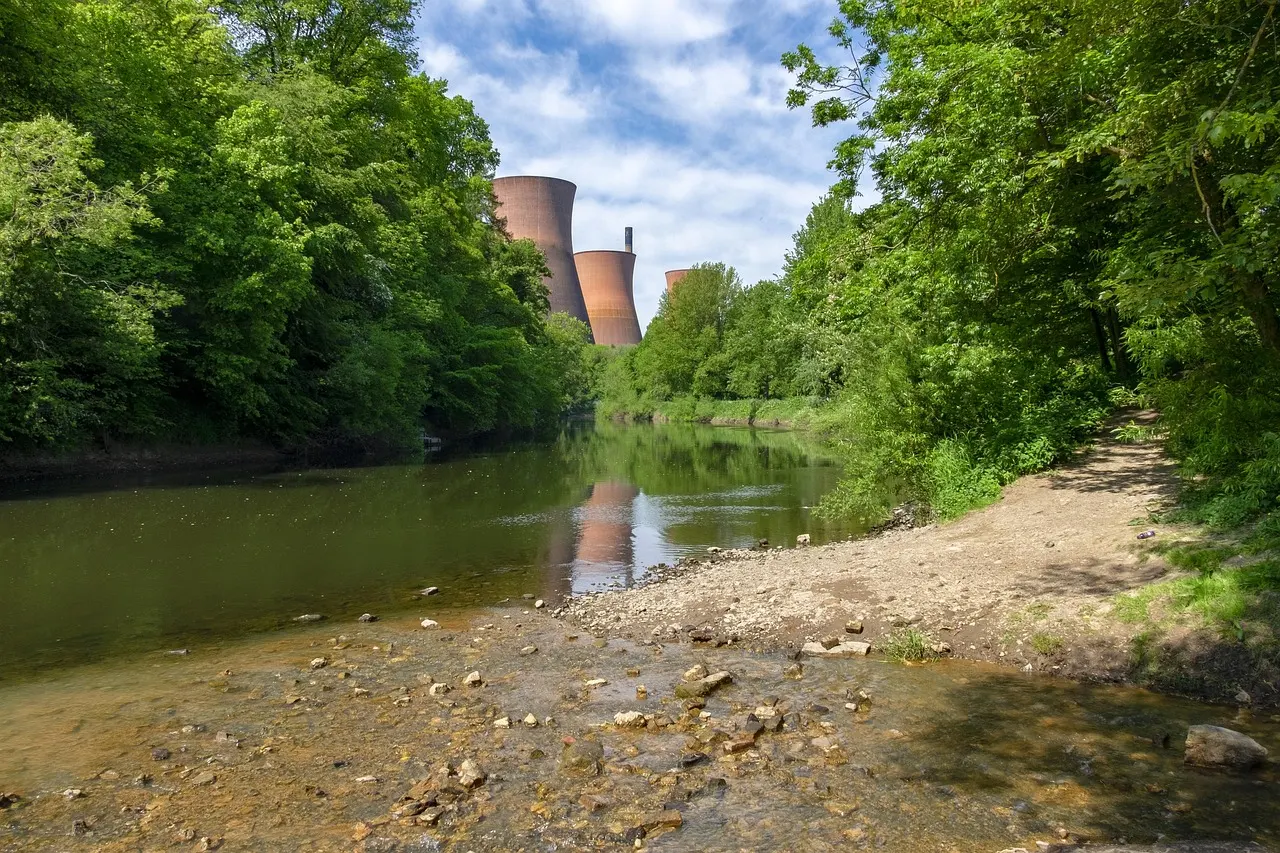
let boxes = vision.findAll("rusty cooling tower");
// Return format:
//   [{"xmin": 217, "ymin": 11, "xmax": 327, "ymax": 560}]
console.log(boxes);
[
  {"xmin": 665, "ymin": 269, "xmax": 692, "ymax": 295},
  {"xmin": 492, "ymin": 176, "xmax": 591, "ymax": 328},
  {"xmin": 577, "ymin": 246, "xmax": 642, "ymax": 346}
]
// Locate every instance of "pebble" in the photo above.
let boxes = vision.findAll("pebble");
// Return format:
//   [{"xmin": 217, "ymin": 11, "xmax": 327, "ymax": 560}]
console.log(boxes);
[
  {"xmin": 189, "ymin": 771, "xmax": 217, "ymax": 787},
  {"xmin": 358, "ymin": 613, "xmax": 378, "ymax": 623},
  {"xmin": 796, "ymin": 534, "xmax": 811, "ymax": 546},
  {"xmin": 845, "ymin": 621, "xmax": 864, "ymax": 634},
  {"xmin": 614, "ymin": 711, "xmax": 647, "ymax": 728},
  {"xmin": 420, "ymin": 619, "xmax": 440, "ymax": 629},
  {"xmin": 458, "ymin": 759, "xmax": 486, "ymax": 789},
  {"xmin": 309, "ymin": 657, "xmax": 329, "ymax": 670},
  {"xmin": 150, "ymin": 747, "xmax": 171, "ymax": 761},
  {"xmin": 494, "ymin": 717, "xmax": 511, "ymax": 729},
  {"xmin": 294, "ymin": 614, "xmax": 325, "ymax": 622},
  {"xmin": 519, "ymin": 645, "xmax": 538, "ymax": 656},
  {"xmin": 683, "ymin": 664, "xmax": 708, "ymax": 682},
  {"xmin": 428, "ymin": 683, "xmax": 450, "ymax": 696},
  {"xmin": 421, "ymin": 587, "xmax": 440, "ymax": 596},
  {"xmin": 534, "ymin": 599, "xmax": 545, "ymax": 609},
  {"xmin": 463, "ymin": 671, "xmax": 483, "ymax": 687},
  {"xmin": 62, "ymin": 788, "xmax": 84, "ymax": 800},
  {"xmin": 523, "ymin": 713, "xmax": 539, "ymax": 728},
  {"xmin": 584, "ymin": 678, "xmax": 608, "ymax": 688}
]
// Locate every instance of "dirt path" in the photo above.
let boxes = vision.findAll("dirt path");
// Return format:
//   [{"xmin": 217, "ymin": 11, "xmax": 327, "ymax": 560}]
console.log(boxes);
[{"xmin": 564, "ymin": 415, "xmax": 1275, "ymax": 703}]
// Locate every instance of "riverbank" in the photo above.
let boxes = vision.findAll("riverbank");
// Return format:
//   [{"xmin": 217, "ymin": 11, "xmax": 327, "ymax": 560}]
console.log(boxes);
[
  {"xmin": 1, "ymin": 609, "xmax": 1276, "ymax": 852},
  {"xmin": 601, "ymin": 396, "xmax": 821, "ymax": 428},
  {"xmin": 563, "ymin": 424, "xmax": 1280, "ymax": 708}
]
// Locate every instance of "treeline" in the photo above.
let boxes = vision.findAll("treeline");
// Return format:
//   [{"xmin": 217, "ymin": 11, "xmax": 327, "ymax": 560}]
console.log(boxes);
[
  {"xmin": 0, "ymin": 0, "xmax": 594, "ymax": 455},
  {"xmin": 605, "ymin": 0, "xmax": 1280, "ymax": 532}
]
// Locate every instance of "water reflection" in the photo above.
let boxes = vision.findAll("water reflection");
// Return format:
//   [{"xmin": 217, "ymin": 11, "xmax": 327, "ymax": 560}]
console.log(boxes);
[{"xmin": 0, "ymin": 423, "xmax": 859, "ymax": 678}]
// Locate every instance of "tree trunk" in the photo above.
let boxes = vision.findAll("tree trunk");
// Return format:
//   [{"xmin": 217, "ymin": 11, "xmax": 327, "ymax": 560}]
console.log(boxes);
[
  {"xmin": 1089, "ymin": 308, "xmax": 1113, "ymax": 373},
  {"xmin": 1239, "ymin": 274, "xmax": 1280, "ymax": 356},
  {"xmin": 1105, "ymin": 307, "xmax": 1132, "ymax": 380}
]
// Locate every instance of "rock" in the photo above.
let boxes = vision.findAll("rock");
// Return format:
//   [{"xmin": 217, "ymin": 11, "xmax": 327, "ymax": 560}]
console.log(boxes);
[
  {"xmin": 310, "ymin": 657, "xmax": 329, "ymax": 670},
  {"xmin": 707, "ymin": 546, "xmax": 721, "ymax": 554},
  {"xmin": 674, "ymin": 671, "xmax": 733, "ymax": 699},
  {"xmin": 72, "ymin": 819, "xmax": 92, "ymax": 836},
  {"xmin": 534, "ymin": 599, "xmax": 545, "ymax": 609},
  {"xmin": 62, "ymin": 788, "xmax": 84, "ymax": 799},
  {"xmin": 196, "ymin": 836, "xmax": 223, "ymax": 851},
  {"xmin": 580, "ymin": 794, "xmax": 610, "ymax": 812},
  {"xmin": 458, "ymin": 759, "xmax": 485, "ymax": 789},
  {"xmin": 638, "ymin": 810, "xmax": 683, "ymax": 831},
  {"xmin": 150, "ymin": 747, "xmax": 171, "ymax": 762},
  {"xmin": 420, "ymin": 619, "xmax": 440, "ymax": 629},
  {"xmin": 819, "ymin": 636, "xmax": 841, "ymax": 650},
  {"xmin": 689, "ymin": 627, "xmax": 715, "ymax": 643},
  {"xmin": 190, "ymin": 771, "xmax": 217, "ymax": 786},
  {"xmin": 583, "ymin": 678, "xmax": 608, "ymax": 688},
  {"xmin": 519, "ymin": 645, "xmax": 538, "ymax": 656},
  {"xmin": 802, "ymin": 641, "xmax": 871, "ymax": 657},
  {"xmin": 522, "ymin": 593, "xmax": 535, "ymax": 600},
  {"xmin": 294, "ymin": 614, "xmax": 325, "ymax": 622},
  {"xmin": 758, "ymin": 538, "xmax": 769, "ymax": 548},
  {"xmin": 931, "ymin": 642, "xmax": 953, "ymax": 655},
  {"xmin": 428, "ymin": 683, "xmax": 450, "ymax": 696},
  {"xmin": 0, "ymin": 793, "xmax": 20, "ymax": 809},
  {"xmin": 493, "ymin": 717, "xmax": 511, "ymax": 729},
  {"xmin": 614, "ymin": 711, "xmax": 646, "ymax": 728},
  {"xmin": 784, "ymin": 663, "xmax": 803, "ymax": 679},
  {"xmin": 636, "ymin": 685, "xmax": 648, "ymax": 699},
  {"xmin": 421, "ymin": 587, "xmax": 440, "ymax": 596},
  {"xmin": 175, "ymin": 828, "xmax": 197, "ymax": 842},
  {"xmin": 723, "ymin": 735, "xmax": 757, "ymax": 754},
  {"xmin": 1184, "ymin": 725, "xmax": 1269, "ymax": 769},
  {"xmin": 679, "ymin": 752, "xmax": 710, "ymax": 769},
  {"xmin": 353, "ymin": 822, "xmax": 373, "ymax": 841},
  {"xmin": 166, "ymin": 649, "xmax": 189, "ymax": 656},
  {"xmin": 683, "ymin": 664, "xmax": 708, "ymax": 682},
  {"xmin": 355, "ymin": 775, "xmax": 379, "ymax": 784},
  {"xmin": 796, "ymin": 534, "xmax": 811, "ymax": 546},
  {"xmin": 559, "ymin": 737, "xmax": 604, "ymax": 777},
  {"xmin": 845, "ymin": 621, "xmax": 864, "ymax": 634},
  {"xmin": 358, "ymin": 613, "xmax": 378, "ymax": 623},
  {"xmin": 523, "ymin": 713, "xmax": 538, "ymax": 728},
  {"xmin": 1236, "ymin": 689, "xmax": 1252, "ymax": 704},
  {"xmin": 353, "ymin": 687, "xmax": 371, "ymax": 697},
  {"xmin": 463, "ymin": 671, "xmax": 482, "ymax": 687}
]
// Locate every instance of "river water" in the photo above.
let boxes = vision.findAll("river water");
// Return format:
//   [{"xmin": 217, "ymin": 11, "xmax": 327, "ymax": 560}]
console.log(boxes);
[
  {"xmin": 0, "ymin": 423, "xmax": 1276, "ymax": 852},
  {"xmin": 0, "ymin": 423, "xmax": 851, "ymax": 680}
]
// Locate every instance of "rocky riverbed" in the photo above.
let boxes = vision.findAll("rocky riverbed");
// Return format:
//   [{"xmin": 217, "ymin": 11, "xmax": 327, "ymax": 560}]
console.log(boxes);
[{"xmin": 1, "ymin": 608, "xmax": 1277, "ymax": 852}]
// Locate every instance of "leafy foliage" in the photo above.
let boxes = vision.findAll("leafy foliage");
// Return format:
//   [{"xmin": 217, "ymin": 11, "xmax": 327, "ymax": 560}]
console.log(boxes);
[{"xmin": 0, "ymin": 0, "xmax": 592, "ymax": 453}]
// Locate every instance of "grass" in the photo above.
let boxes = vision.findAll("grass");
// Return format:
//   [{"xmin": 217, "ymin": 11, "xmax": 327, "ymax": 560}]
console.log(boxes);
[
  {"xmin": 880, "ymin": 628, "xmax": 940, "ymax": 663},
  {"xmin": 1030, "ymin": 632, "xmax": 1065, "ymax": 655}
]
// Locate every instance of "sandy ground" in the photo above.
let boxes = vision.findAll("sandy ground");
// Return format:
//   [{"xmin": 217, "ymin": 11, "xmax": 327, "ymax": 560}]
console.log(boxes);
[{"xmin": 563, "ymin": 418, "xmax": 1272, "ymax": 702}]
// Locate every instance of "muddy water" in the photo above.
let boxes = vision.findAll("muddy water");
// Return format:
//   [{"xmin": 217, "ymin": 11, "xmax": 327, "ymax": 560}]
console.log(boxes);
[
  {"xmin": 0, "ymin": 423, "xmax": 851, "ymax": 680},
  {"xmin": 0, "ymin": 612, "xmax": 1276, "ymax": 852}
]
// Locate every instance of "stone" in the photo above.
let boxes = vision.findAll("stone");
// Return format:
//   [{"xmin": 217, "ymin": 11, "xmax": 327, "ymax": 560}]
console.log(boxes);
[
  {"xmin": 636, "ymin": 685, "xmax": 648, "ymax": 699},
  {"xmin": 614, "ymin": 711, "xmax": 646, "ymax": 728},
  {"xmin": 845, "ymin": 621, "xmax": 864, "ymax": 634},
  {"xmin": 353, "ymin": 687, "xmax": 371, "ymax": 697},
  {"xmin": 0, "ymin": 793, "xmax": 20, "ymax": 809},
  {"xmin": 1184, "ymin": 725, "xmax": 1269, "ymax": 769},
  {"xmin": 355, "ymin": 775, "xmax": 379, "ymax": 784},
  {"xmin": 196, "ymin": 837, "xmax": 223, "ymax": 851},
  {"xmin": 819, "ymin": 636, "xmax": 841, "ymax": 650},
  {"xmin": 639, "ymin": 810, "xmax": 683, "ymax": 831},
  {"xmin": 679, "ymin": 752, "xmax": 710, "ymax": 769},
  {"xmin": 688, "ymin": 627, "xmax": 715, "ymax": 643},
  {"xmin": 519, "ymin": 645, "xmax": 538, "ymax": 656},
  {"xmin": 784, "ymin": 663, "xmax": 804, "ymax": 679},
  {"xmin": 353, "ymin": 823, "xmax": 373, "ymax": 842},
  {"xmin": 796, "ymin": 534, "xmax": 811, "ymax": 546},
  {"xmin": 931, "ymin": 642, "xmax": 953, "ymax": 655},
  {"xmin": 428, "ymin": 683, "xmax": 450, "ymax": 696},
  {"xmin": 802, "ymin": 641, "xmax": 871, "ymax": 658},
  {"xmin": 683, "ymin": 664, "xmax": 708, "ymax": 682},
  {"xmin": 421, "ymin": 587, "xmax": 440, "ymax": 596},
  {"xmin": 175, "ymin": 828, "xmax": 197, "ymax": 842},
  {"xmin": 493, "ymin": 717, "xmax": 511, "ymax": 729},
  {"xmin": 723, "ymin": 735, "xmax": 756, "ymax": 754},
  {"xmin": 190, "ymin": 771, "xmax": 217, "ymax": 786},
  {"xmin": 584, "ymin": 678, "xmax": 608, "ymax": 688},
  {"xmin": 294, "ymin": 614, "xmax": 325, "ymax": 622},
  {"xmin": 674, "ymin": 671, "xmax": 733, "ymax": 699},
  {"xmin": 420, "ymin": 619, "xmax": 440, "ymax": 629},
  {"xmin": 62, "ymin": 788, "xmax": 84, "ymax": 799},
  {"xmin": 458, "ymin": 759, "xmax": 485, "ymax": 789},
  {"xmin": 523, "ymin": 713, "xmax": 538, "ymax": 728},
  {"xmin": 579, "ymin": 794, "xmax": 610, "ymax": 812},
  {"xmin": 358, "ymin": 613, "xmax": 378, "ymax": 623},
  {"xmin": 150, "ymin": 747, "xmax": 171, "ymax": 762},
  {"xmin": 559, "ymin": 737, "xmax": 604, "ymax": 777},
  {"xmin": 463, "ymin": 671, "xmax": 482, "ymax": 687},
  {"xmin": 534, "ymin": 599, "xmax": 545, "ymax": 609},
  {"xmin": 310, "ymin": 657, "xmax": 329, "ymax": 670}
]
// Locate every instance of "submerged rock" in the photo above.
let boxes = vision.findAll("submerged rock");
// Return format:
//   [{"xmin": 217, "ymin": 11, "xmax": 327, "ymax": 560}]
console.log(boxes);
[
  {"xmin": 559, "ymin": 737, "xmax": 604, "ymax": 777},
  {"xmin": 614, "ymin": 711, "xmax": 646, "ymax": 728},
  {"xmin": 358, "ymin": 613, "xmax": 378, "ymax": 623},
  {"xmin": 1184, "ymin": 725, "xmax": 1269, "ymax": 769},
  {"xmin": 674, "ymin": 671, "xmax": 733, "ymax": 699},
  {"xmin": 294, "ymin": 614, "xmax": 325, "ymax": 622},
  {"xmin": 802, "ymin": 641, "xmax": 871, "ymax": 658}
]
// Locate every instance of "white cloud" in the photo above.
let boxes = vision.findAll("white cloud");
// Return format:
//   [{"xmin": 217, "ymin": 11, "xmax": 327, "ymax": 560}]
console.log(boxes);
[{"xmin": 415, "ymin": 0, "xmax": 855, "ymax": 327}]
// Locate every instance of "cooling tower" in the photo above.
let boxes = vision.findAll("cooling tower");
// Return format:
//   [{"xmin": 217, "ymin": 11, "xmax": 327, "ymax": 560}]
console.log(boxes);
[
  {"xmin": 492, "ymin": 176, "xmax": 592, "ymax": 329},
  {"xmin": 665, "ymin": 268, "xmax": 692, "ymax": 295},
  {"xmin": 577, "ymin": 248, "xmax": 642, "ymax": 346}
]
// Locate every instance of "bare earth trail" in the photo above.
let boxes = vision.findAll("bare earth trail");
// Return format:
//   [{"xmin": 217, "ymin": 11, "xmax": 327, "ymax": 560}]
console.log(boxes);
[{"xmin": 565, "ymin": 416, "xmax": 1267, "ymax": 702}]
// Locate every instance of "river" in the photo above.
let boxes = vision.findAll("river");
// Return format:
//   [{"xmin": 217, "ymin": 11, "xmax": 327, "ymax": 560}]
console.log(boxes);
[{"xmin": 0, "ymin": 423, "xmax": 1275, "ymax": 852}]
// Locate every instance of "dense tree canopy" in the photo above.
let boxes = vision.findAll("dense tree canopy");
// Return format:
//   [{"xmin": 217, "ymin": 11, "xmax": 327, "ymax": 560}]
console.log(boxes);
[
  {"xmin": 0, "ymin": 0, "xmax": 592, "ymax": 454},
  {"xmin": 606, "ymin": 0, "xmax": 1280, "ymax": 528}
]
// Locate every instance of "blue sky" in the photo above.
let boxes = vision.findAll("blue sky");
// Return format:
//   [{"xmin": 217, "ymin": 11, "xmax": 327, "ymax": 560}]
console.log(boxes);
[{"xmin": 413, "ymin": 0, "xmax": 854, "ymax": 327}]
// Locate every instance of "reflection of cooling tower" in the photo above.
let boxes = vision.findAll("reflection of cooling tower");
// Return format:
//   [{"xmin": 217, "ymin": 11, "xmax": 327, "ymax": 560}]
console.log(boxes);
[
  {"xmin": 576, "ymin": 481, "xmax": 638, "ymax": 568},
  {"xmin": 492, "ymin": 176, "xmax": 592, "ymax": 329},
  {"xmin": 577, "ymin": 250, "xmax": 642, "ymax": 346},
  {"xmin": 665, "ymin": 269, "xmax": 692, "ymax": 295}
]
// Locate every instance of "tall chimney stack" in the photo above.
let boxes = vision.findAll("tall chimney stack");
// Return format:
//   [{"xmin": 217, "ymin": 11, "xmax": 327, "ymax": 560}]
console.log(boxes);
[{"xmin": 624, "ymin": 227, "xmax": 633, "ymax": 254}]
